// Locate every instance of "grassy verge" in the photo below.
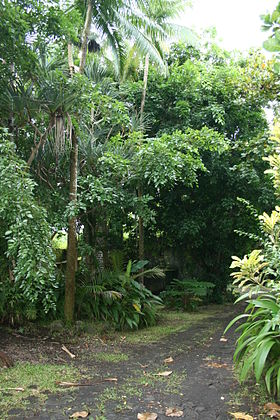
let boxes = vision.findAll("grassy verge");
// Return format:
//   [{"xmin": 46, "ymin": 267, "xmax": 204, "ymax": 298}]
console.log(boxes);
[
  {"xmin": 228, "ymin": 367, "xmax": 274, "ymax": 418},
  {"xmin": 0, "ymin": 362, "xmax": 80, "ymax": 418},
  {"xmin": 121, "ymin": 305, "xmax": 225, "ymax": 344},
  {"xmin": 92, "ymin": 351, "xmax": 129, "ymax": 363}
]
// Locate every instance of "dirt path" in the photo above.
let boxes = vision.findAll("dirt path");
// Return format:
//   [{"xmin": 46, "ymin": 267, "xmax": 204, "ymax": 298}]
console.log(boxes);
[{"xmin": 2, "ymin": 305, "xmax": 254, "ymax": 419}]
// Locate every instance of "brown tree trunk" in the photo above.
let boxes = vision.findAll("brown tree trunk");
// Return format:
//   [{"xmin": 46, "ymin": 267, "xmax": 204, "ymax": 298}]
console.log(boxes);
[
  {"xmin": 64, "ymin": 129, "xmax": 78, "ymax": 323},
  {"xmin": 137, "ymin": 53, "xmax": 150, "ymax": 284},
  {"xmin": 79, "ymin": 0, "xmax": 92, "ymax": 74}
]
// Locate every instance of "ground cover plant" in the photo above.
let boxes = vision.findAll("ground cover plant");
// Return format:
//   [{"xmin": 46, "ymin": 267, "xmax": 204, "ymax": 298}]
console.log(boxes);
[
  {"xmin": 0, "ymin": 362, "xmax": 80, "ymax": 418},
  {"xmin": 76, "ymin": 260, "xmax": 164, "ymax": 330}
]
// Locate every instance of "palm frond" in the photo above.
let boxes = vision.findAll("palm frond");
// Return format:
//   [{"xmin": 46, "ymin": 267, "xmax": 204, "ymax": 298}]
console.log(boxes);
[
  {"xmin": 133, "ymin": 266, "xmax": 165, "ymax": 280},
  {"xmin": 115, "ymin": 12, "xmax": 166, "ymax": 73}
]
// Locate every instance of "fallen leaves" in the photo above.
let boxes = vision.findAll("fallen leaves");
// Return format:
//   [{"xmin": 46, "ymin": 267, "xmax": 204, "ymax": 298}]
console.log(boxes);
[
  {"xmin": 137, "ymin": 413, "xmax": 158, "ymax": 420},
  {"xmin": 61, "ymin": 345, "xmax": 76, "ymax": 359},
  {"xmin": 264, "ymin": 402, "xmax": 280, "ymax": 418},
  {"xmin": 0, "ymin": 387, "xmax": 25, "ymax": 392},
  {"xmin": 266, "ymin": 411, "xmax": 280, "ymax": 419},
  {"xmin": 156, "ymin": 371, "xmax": 173, "ymax": 377},
  {"xmin": 206, "ymin": 362, "xmax": 228, "ymax": 369},
  {"xmin": 229, "ymin": 412, "xmax": 253, "ymax": 420},
  {"xmin": 56, "ymin": 377, "xmax": 118, "ymax": 387},
  {"xmin": 165, "ymin": 407, "xmax": 184, "ymax": 417},
  {"xmin": 265, "ymin": 403, "xmax": 280, "ymax": 411},
  {"xmin": 69, "ymin": 411, "xmax": 89, "ymax": 418},
  {"xmin": 164, "ymin": 357, "xmax": 174, "ymax": 364},
  {"xmin": 57, "ymin": 381, "xmax": 83, "ymax": 388}
]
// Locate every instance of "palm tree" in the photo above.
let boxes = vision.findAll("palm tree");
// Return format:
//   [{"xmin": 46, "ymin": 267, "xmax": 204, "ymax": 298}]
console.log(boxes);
[
  {"xmin": 77, "ymin": 0, "xmax": 168, "ymax": 75},
  {"xmin": 64, "ymin": 0, "xmax": 181, "ymax": 321},
  {"xmin": 75, "ymin": 0, "xmax": 196, "ymax": 287}
]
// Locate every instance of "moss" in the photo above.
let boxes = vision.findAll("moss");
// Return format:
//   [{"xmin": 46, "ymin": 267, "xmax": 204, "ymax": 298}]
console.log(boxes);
[{"xmin": 0, "ymin": 362, "xmax": 80, "ymax": 418}]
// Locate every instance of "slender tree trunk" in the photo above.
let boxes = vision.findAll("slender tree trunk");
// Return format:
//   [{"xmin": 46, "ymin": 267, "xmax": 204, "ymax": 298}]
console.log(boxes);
[
  {"xmin": 27, "ymin": 122, "xmax": 53, "ymax": 167},
  {"xmin": 137, "ymin": 53, "xmax": 150, "ymax": 284},
  {"xmin": 79, "ymin": 0, "xmax": 92, "ymax": 74},
  {"xmin": 64, "ymin": 129, "xmax": 78, "ymax": 323},
  {"xmin": 140, "ymin": 53, "xmax": 150, "ymax": 122},
  {"xmin": 68, "ymin": 43, "xmax": 74, "ymax": 76}
]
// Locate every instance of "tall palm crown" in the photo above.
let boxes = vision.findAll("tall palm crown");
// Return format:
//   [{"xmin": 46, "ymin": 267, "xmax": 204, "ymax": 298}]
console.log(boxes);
[{"xmin": 77, "ymin": 0, "xmax": 183, "ymax": 74}]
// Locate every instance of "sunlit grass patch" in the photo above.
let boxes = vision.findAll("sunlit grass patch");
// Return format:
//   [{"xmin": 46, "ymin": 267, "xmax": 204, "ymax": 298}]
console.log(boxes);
[
  {"xmin": 0, "ymin": 362, "xmax": 79, "ymax": 418},
  {"xmin": 123, "ymin": 306, "xmax": 223, "ymax": 344},
  {"xmin": 93, "ymin": 351, "xmax": 129, "ymax": 363}
]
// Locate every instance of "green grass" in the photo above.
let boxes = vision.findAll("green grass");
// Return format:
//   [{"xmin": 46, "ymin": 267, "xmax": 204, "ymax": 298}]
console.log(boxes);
[
  {"xmin": 122, "ymin": 306, "xmax": 223, "ymax": 344},
  {"xmin": 131, "ymin": 368, "xmax": 185, "ymax": 394},
  {"xmin": 0, "ymin": 362, "xmax": 80, "ymax": 418},
  {"xmin": 228, "ymin": 366, "xmax": 272, "ymax": 415},
  {"xmin": 92, "ymin": 352, "xmax": 129, "ymax": 363},
  {"xmin": 94, "ymin": 368, "xmax": 185, "ymax": 417}
]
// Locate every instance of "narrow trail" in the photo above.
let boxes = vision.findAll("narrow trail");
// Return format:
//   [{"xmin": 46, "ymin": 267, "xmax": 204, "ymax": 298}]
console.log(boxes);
[{"xmin": 5, "ymin": 306, "xmax": 253, "ymax": 419}]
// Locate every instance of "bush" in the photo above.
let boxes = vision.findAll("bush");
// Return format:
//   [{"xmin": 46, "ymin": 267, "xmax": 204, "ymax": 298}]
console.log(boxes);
[
  {"xmin": 160, "ymin": 278, "xmax": 215, "ymax": 311},
  {"xmin": 0, "ymin": 132, "xmax": 57, "ymax": 322},
  {"xmin": 76, "ymin": 260, "xmax": 163, "ymax": 330},
  {"xmin": 225, "ymin": 247, "xmax": 280, "ymax": 395},
  {"xmin": 226, "ymin": 124, "xmax": 280, "ymax": 395}
]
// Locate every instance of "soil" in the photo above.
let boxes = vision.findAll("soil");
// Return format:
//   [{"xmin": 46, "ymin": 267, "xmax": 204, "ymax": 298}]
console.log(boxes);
[{"xmin": 0, "ymin": 305, "xmax": 259, "ymax": 419}]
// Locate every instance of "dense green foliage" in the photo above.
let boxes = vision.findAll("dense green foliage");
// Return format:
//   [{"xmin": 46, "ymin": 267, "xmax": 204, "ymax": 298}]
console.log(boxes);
[
  {"xmin": 76, "ymin": 261, "xmax": 163, "ymax": 329},
  {"xmin": 160, "ymin": 279, "xmax": 215, "ymax": 311},
  {"xmin": 0, "ymin": 132, "xmax": 57, "ymax": 321},
  {"xmin": 120, "ymin": 43, "xmax": 276, "ymax": 294},
  {"xmin": 226, "ymin": 125, "xmax": 280, "ymax": 395},
  {"xmin": 0, "ymin": 0, "xmax": 279, "ymax": 327}
]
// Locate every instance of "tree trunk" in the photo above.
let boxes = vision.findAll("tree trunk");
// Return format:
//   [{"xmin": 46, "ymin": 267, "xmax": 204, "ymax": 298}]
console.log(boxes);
[
  {"xmin": 79, "ymin": 0, "xmax": 93, "ymax": 74},
  {"xmin": 137, "ymin": 53, "xmax": 150, "ymax": 284},
  {"xmin": 68, "ymin": 42, "xmax": 74, "ymax": 76},
  {"xmin": 64, "ymin": 129, "xmax": 78, "ymax": 323},
  {"xmin": 140, "ymin": 53, "xmax": 150, "ymax": 123}
]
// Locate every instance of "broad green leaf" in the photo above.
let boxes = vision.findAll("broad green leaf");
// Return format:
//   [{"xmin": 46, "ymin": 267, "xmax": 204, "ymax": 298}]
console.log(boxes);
[{"xmin": 255, "ymin": 340, "xmax": 275, "ymax": 381}]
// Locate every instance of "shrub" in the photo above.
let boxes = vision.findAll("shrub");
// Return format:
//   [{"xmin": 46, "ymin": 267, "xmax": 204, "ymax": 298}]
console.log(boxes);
[
  {"xmin": 160, "ymin": 278, "xmax": 215, "ymax": 311},
  {"xmin": 225, "ymin": 248, "xmax": 280, "ymax": 395},
  {"xmin": 76, "ymin": 260, "xmax": 163, "ymax": 330},
  {"xmin": 0, "ymin": 132, "xmax": 57, "ymax": 322},
  {"xmin": 226, "ymin": 124, "xmax": 280, "ymax": 395}
]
